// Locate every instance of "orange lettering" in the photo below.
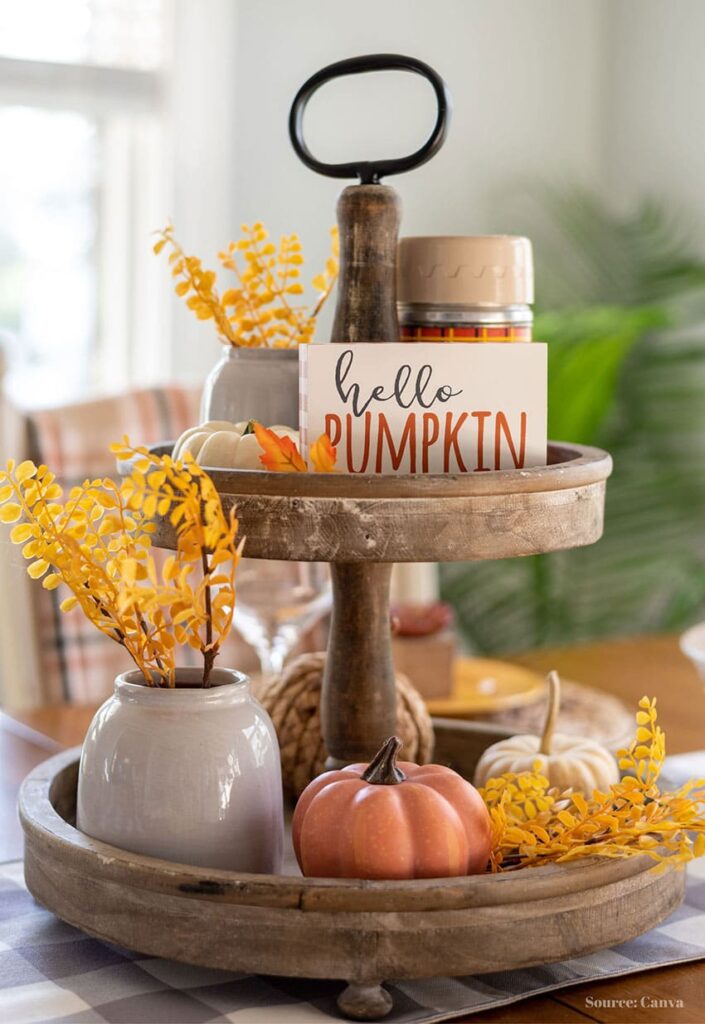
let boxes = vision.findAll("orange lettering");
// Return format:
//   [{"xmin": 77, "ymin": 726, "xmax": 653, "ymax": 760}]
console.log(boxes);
[
  {"xmin": 347, "ymin": 412, "xmax": 371, "ymax": 473},
  {"xmin": 494, "ymin": 411, "xmax": 527, "ymax": 469},
  {"xmin": 375, "ymin": 413, "xmax": 416, "ymax": 472},
  {"xmin": 324, "ymin": 414, "xmax": 342, "ymax": 448},
  {"xmin": 443, "ymin": 412, "xmax": 468, "ymax": 473},
  {"xmin": 422, "ymin": 413, "xmax": 440, "ymax": 472},
  {"xmin": 472, "ymin": 411, "xmax": 491, "ymax": 472}
]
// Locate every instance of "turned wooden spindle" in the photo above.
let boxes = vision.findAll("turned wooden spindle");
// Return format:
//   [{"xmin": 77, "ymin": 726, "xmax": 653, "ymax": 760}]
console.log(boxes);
[
  {"xmin": 322, "ymin": 182, "xmax": 402, "ymax": 768},
  {"xmin": 322, "ymin": 562, "xmax": 396, "ymax": 768},
  {"xmin": 330, "ymin": 184, "xmax": 401, "ymax": 346}
]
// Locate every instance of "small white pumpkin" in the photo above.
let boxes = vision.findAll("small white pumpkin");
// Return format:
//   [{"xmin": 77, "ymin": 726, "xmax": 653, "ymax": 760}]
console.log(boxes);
[
  {"xmin": 474, "ymin": 672, "xmax": 619, "ymax": 796},
  {"xmin": 173, "ymin": 420, "xmax": 299, "ymax": 470}
]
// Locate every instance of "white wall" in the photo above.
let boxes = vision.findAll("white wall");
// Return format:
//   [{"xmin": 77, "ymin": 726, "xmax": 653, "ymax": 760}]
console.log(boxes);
[
  {"xmin": 167, "ymin": 0, "xmax": 604, "ymax": 377},
  {"xmin": 167, "ymin": 0, "xmax": 705, "ymax": 378},
  {"xmin": 603, "ymin": 0, "xmax": 705, "ymax": 246},
  {"xmin": 166, "ymin": 0, "xmax": 240, "ymax": 380},
  {"xmin": 227, "ymin": 0, "xmax": 604, "ymax": 346}
]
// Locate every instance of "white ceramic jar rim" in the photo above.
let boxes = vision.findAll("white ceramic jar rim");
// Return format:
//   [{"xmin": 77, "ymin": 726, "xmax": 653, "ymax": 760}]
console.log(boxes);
[
  {"xmin": 115, "ymin": 668, "xmax": 249, "ymax": 707},
  {"xmin": 223, "ymin": 347, "xmax": 298, "ymax": 361}
]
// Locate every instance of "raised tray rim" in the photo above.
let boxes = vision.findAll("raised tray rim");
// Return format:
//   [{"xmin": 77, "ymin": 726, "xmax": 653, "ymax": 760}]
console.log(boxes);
[
  {"xmin": 20, "ymin": 745, "xmax": 657, "ymax": 915},
  {"xmin": 139, "ymin": 440, "xmax": 612, "ymax": 500}
]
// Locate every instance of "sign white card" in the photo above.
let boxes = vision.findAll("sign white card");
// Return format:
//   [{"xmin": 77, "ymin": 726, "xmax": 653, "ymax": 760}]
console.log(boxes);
[{"xmin": 300, "ymin": 343, "xmax": 547, "ymax": 474}]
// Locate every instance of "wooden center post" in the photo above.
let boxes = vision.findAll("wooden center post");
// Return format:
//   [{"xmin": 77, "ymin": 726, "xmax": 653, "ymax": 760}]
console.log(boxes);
[{"xmin": 322, "ymin": 183, "xmax": 401, "ymax": 767}]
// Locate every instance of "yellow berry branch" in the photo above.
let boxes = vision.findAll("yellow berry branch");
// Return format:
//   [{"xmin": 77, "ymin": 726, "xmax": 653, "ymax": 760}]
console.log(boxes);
[
  {"xmin": 154, "ymin": 222, "xmax": 339, "ymax": 349},
  {"xmin": 480, "ymin": 697, "xmax": 705, "ymax": 873},
  {"xmin": 0, "ymin": 444, "xmax": 240, "ymax": 688}
]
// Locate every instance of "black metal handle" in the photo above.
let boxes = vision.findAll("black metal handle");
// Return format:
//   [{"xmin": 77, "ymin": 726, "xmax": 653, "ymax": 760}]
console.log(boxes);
[{"xmin": 289, "ymin": 53, "xmax": 451, "ymax": 184}]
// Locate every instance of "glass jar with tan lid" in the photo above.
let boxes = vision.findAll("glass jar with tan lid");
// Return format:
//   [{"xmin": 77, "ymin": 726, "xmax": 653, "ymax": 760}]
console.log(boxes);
[{"xmin": 397, "ymin": 234, "xmax": 534, "ymax": 342}]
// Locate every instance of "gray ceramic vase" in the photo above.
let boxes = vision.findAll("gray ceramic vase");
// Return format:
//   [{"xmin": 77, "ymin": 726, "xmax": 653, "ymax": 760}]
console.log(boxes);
[
  {"xmin": 76, "ymin": 668, "xmax": 284, "ymax": 873},
  {"xmin": 201, "ymin": 347, "xmax": 300, "ymax": 427}
]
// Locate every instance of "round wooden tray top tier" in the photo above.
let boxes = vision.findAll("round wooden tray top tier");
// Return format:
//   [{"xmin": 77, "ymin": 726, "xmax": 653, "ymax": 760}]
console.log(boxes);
[
  {"xmin": 148, "ymin": 441, "xmax": 612, "ymax": 562},
  {"xmin": 21, "ymin": 728, "xmax": 684, "ymax": 1023}
]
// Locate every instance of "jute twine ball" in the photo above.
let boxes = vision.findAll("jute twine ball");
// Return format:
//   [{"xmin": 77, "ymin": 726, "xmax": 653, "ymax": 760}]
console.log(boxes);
[{"xmin": 253, "ymin": 651, "xmax": 435, "ymax": 797}]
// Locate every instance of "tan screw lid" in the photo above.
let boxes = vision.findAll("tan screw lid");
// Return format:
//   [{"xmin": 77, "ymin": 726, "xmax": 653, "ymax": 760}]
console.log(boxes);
[{"xmin": 397, "ymin": 235, "xmax": 534, "ymax": 307}]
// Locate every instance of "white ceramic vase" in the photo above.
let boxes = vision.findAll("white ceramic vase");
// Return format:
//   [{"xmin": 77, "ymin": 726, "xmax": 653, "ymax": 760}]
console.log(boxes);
[
  {"xmin": 76, "ymin": 668, "xmax": 284, "ymax": 873},
  {"xmin": 201, "ymin": 347, "xmax": 300, "ymax": 427}
]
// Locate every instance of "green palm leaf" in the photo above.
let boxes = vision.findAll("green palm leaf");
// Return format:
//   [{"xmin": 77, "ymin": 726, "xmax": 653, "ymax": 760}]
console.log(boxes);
[{"xmin": 441, "ymin": 190, "xmax": 705, "ymax": 653}]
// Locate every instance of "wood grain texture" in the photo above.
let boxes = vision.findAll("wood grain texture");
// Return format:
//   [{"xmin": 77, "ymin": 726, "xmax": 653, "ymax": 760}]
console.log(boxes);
[
  {"xmin": 145, "ymin": 442, "xmax": 612, "ymax": 563},
  {"xmin": 330, "ymin": 184, "xmax": 401, "ymax": 346},
  {"xmin": 20, "ymin": 723, "xmax": 684, "ymax": 1000},
  {"xmin": 469, "ymin": 999, "xmax": 597, "ymax": 1023},
  {"xmin": 557, "ymin": 961, "xmax": 705, "ymax": 1023},
  {"xmin": 322, "ymin": 563, "xmax": 396, "ymax": 765},
  {"xmin": 511, "ymin": 634, "xmax": 705, "ymax": 756},
  {"xmin": 8, "ymin": 705, "xmax": 99, "ymax": 750},
  {"xmin": 0, "ymin": 712, "xmax": 59, "ymax": 861},
  {"xmin": 144, "ymin": 442, "xmax": 610, "ymax": 498}
]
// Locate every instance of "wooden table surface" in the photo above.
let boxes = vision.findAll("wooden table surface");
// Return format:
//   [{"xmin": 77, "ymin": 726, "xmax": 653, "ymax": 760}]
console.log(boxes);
[{"xmin": 3, "ymin": 633, "xmax": 705, "ymax": 1023}]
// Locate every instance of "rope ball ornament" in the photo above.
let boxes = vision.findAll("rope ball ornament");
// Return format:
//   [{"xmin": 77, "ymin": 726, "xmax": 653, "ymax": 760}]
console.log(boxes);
[{"xmin": 252, "ymin": 652, "xmax": 435, "ymax": 796}]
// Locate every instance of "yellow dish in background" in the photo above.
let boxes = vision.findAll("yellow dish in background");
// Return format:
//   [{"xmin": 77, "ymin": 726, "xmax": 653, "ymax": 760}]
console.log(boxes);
[{"xmin": 426, "ymin": 658, "xmax": 546, "ymax": 718}]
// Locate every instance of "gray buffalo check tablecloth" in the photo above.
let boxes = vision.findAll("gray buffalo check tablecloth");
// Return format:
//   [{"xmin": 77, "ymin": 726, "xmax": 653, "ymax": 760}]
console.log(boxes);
[{"xmin": 3, "ymin": 755, "xmax": 705, "ymax": 1024}]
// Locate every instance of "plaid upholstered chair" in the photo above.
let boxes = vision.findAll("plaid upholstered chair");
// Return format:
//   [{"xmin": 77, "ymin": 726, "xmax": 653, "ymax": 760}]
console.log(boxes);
[{"xmin": 0, "ymin": 383, "xmax": 260, "ymax": 709}]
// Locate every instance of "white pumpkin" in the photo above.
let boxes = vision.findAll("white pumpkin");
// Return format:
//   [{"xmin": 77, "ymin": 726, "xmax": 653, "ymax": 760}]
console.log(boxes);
[
  {"xmin": 473, "ymin": 672, "xmax": 619, "ymax": 796},
  {"xmin": 173, "ymin": 421, "xmax": 299, "ymax": 470}
]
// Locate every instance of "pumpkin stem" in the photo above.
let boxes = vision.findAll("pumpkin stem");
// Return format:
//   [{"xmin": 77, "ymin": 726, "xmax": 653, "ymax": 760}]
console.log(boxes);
[
  {"xmin": 540, "ymin": 671, "xmax": 561, "ymax": 755},
  {"xmin": 361, "ymin": 736, "xmax": 406, "ymax": 785}
]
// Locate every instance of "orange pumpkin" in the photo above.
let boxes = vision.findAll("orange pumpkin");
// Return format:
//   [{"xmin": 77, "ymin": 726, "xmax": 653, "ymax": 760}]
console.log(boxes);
[{"xmin": 292, "ymin": 735, "xmax": 492, "ymax": 879}]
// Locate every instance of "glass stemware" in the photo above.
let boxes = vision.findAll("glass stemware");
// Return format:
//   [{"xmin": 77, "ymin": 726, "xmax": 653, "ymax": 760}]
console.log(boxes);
[{"xmin": 234, "ymin": 559, "xmax": 331, "ymax": 677}]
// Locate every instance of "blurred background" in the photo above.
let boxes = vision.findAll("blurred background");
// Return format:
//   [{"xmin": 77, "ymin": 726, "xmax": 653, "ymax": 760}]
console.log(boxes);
[{"xmin": 3, "ymin": 0, "xmax": 705, "ymax": 704}]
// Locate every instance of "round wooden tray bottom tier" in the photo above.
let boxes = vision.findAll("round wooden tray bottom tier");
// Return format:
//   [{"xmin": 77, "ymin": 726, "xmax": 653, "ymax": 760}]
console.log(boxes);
[{"xmin": 21, "ymin": 721, "xmax": 683, "ymax": 1022}]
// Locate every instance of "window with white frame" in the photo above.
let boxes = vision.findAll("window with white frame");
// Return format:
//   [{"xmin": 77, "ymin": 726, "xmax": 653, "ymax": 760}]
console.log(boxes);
[{"xmin": 0, "ymin": 0, "xmax": 168, "ymax": 408}]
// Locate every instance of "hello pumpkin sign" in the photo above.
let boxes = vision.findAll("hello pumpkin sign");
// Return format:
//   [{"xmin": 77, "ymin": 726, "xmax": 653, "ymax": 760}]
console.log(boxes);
[{"xmin": 300, "ymin": 343, "xmax": 547, "ymax": 474}]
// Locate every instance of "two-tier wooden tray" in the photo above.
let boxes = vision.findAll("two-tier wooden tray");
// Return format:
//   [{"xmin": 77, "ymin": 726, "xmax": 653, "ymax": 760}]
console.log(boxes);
[
  {"xmin": 20, "ymin": 437, "xmax": 684, "ymax": 1022},
  {"xmin": 18, "ymin": 53, "xmax": 679, "ymax": 1018}
]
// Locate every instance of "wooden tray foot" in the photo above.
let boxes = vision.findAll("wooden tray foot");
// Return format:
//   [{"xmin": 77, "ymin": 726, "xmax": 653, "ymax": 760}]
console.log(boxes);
[{"xmin": 337, "ymin": 981, "xmax": 393, "ymax": 1020}]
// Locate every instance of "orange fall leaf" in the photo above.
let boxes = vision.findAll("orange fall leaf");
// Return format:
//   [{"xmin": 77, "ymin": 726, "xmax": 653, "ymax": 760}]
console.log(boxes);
[
  {"xmin": 253, "ymin": 423, "xmax": 307, "ymax": 473},
  {"xmin": 252, "ymin": 423, "xmax": 339, "ymax": 473},
  {"xmin": 309, "ymin": 433, "xmax": 338, "ymax": 473}
]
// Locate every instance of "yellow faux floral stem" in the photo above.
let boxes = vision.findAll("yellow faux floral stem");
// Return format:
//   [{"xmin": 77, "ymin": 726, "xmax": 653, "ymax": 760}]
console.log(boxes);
[
  {"xmin": 200, "ymin": 533, "xmax": 216, "ymax": 688},
  {"xmin": 156, "ymin": 222, "xmax": 338, "ymax": 348},
  {"xmin": 227, "ymin": 252, "xmax": 271, "ymax": 349},
  {"xmin": 480, "ymin": 695, "xmax": 705, "ymax": 873},
  {"xmin": 0, "ymin": 441, "xmax": 240, "ymax": 688},
  {"xmin": 3, "ymin": 471, "xmax": 154, "ymax": 680},
  {"xmin": 97, "ymin": 479, "xmax": 166, "ymax": 679}
]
